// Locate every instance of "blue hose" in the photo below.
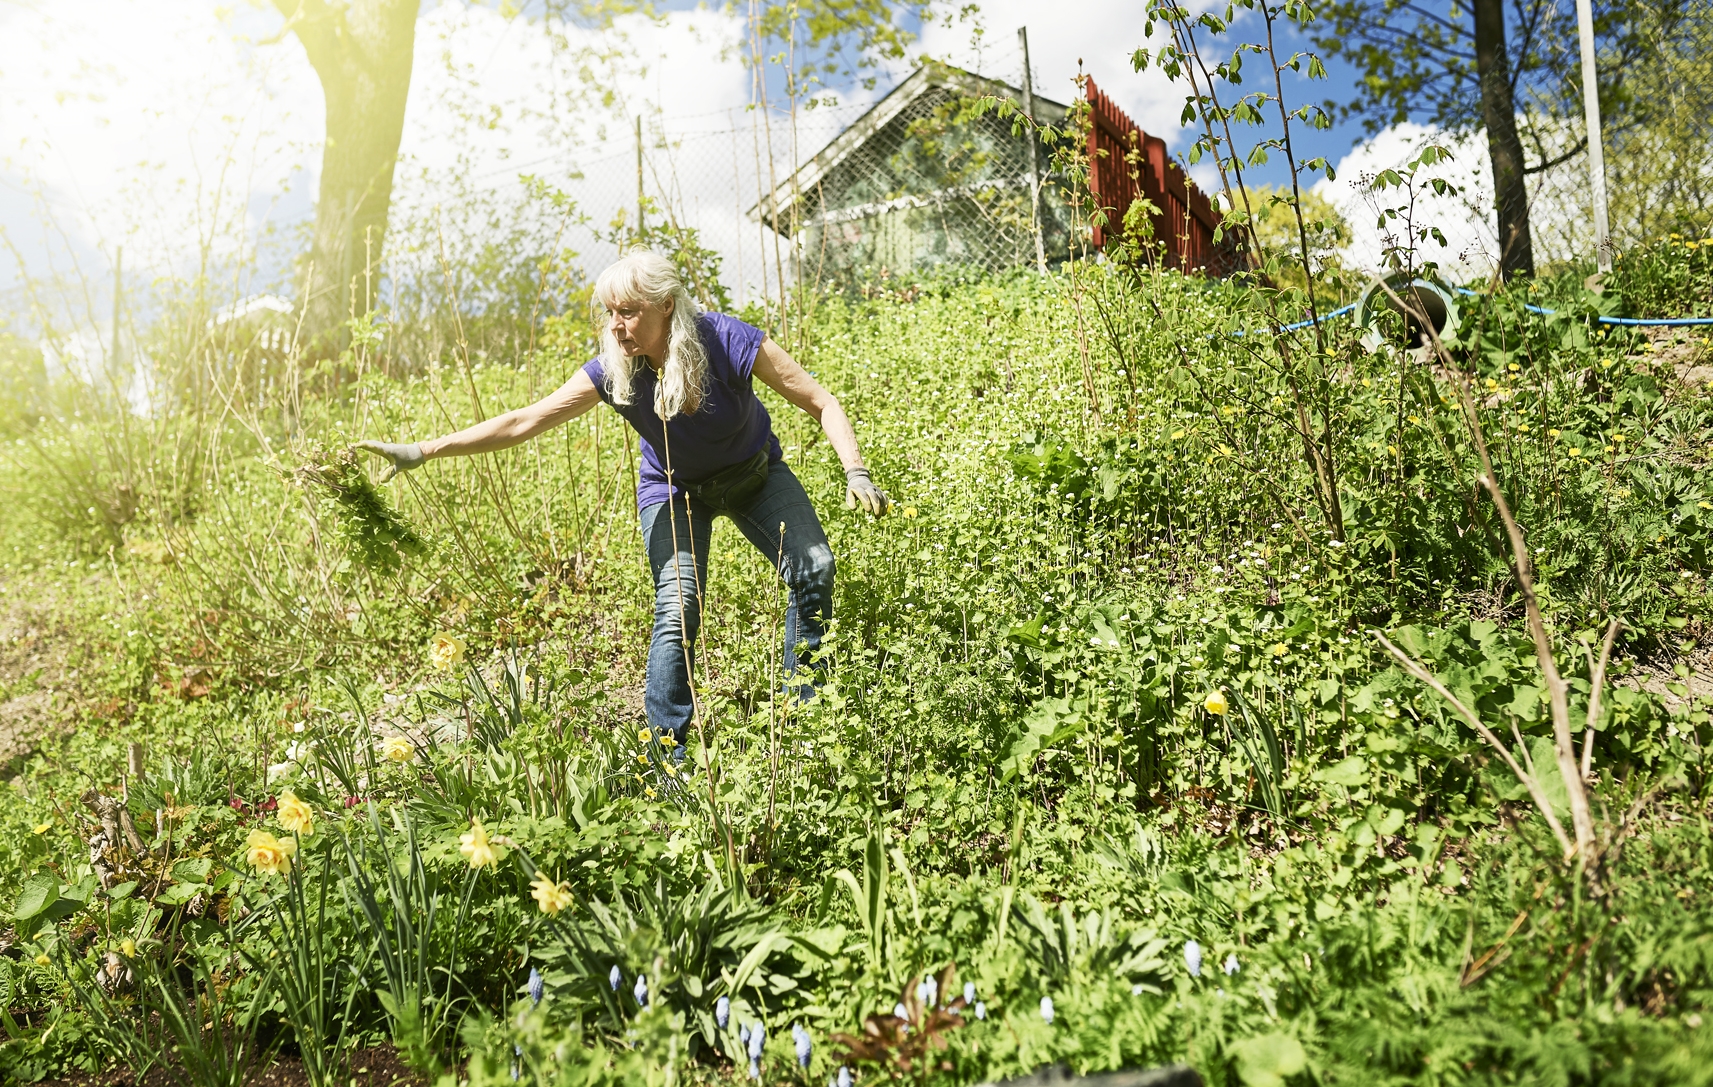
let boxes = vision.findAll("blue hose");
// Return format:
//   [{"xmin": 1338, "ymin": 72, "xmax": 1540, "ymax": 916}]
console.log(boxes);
[
  {"xmin": 1223, "ymin": 287, "xmax": 1713, "ymax": 338},
  {"xmin": 1453, "ymin": 286, "xmax": 1713, "ymax": 326}
]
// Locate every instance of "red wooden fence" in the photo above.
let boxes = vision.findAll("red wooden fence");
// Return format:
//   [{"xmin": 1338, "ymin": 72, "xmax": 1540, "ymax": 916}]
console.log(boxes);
[{"xmin": 1084, "ymin": 77, "xmax": 1226, "ymax": 272}]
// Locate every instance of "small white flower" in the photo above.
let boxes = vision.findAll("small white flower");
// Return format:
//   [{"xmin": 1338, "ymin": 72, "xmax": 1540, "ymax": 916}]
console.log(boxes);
[
  {"xmin": 1184, "ymin": 940, "xmax": 1203, "ymax": 978},
  {"xmin": 1039, "ymin": 996, "xmax": 1054, "ymax": 1024},
  {"xmin": 1224, "ymin": 953, "xmax": 1240, "ymax": 976},
  {"xmin": 964, "ymin": 982, "xmax": 976, "ymax": 1005},
  {"xmin": 974, "ymin": 1001, "xmax": 986, "ymax": 1020},
  {"xmin": 893, "ymin": 1002, "xmax": 909, "ymax": 1021}
]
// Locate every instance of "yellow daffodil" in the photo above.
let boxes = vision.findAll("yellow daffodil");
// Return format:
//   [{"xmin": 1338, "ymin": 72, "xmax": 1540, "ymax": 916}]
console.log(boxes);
[
  {"xmin": 636, "ymin": 727, "xmax": 653, "ymax": 743},
  {"xmin": 530, "ymin": 874, "xmax": 574, "ymax": 915},
  {"xmin": 460, "ymin": 819, "xmax": 497, "ymax": 870},
  {"xmin": 380, "ymin": 735, "xmax": 415, "ymax": 763},
  {"xmin": 430, "ymin": 632, "xmax": 467, "ymax": 672},
  {"xmin": 276, "ymin": 790, "xmax": 314, "ymax": 836},
  {"xmin": 1204, "ymin": 690, "xmax": 1230, "ymax": 715},
  {"xmin": 635, "ymin": 752, "xmax": 650, "ymax": 764},
  {"xmin": 32, "ymin": 822, "xmax": 50, "ymax": 835},
  {"xmin": 246, "ymin": 829, "xmax": 297, "ymax": 876}
]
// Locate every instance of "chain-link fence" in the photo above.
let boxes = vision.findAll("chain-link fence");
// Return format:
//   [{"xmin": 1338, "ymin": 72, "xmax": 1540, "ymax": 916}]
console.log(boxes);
[
  {"xmin": 418, "ymin": 35, "xmax": 1071, "ymax": 311},
  {"xmin": 1492, "ymin": 0, "xmax": 1713, "ymax": 271}
]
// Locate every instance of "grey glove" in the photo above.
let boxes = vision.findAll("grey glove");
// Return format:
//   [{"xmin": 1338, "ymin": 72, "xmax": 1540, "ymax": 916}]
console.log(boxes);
[
  {"xmin": 844, "ymin": 467, "xmax": 890, "ymax": 516},
  {"xmin": 353, "ymin": 440, "xmax": 426, "ymax": 483}
]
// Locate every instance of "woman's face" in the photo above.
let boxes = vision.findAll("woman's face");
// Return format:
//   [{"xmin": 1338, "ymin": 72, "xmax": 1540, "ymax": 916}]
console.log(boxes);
[{"xmin": 606, "ymin": 295, "xmax": 674, "ymax": 364}]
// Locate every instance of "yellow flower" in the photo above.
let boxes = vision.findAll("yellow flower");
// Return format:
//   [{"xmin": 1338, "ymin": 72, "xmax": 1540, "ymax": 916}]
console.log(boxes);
[
  {"xmin": 33, "ymin": 954, "xmax": 49, "ymax": 966},
  {"xmin": 1272, "ymin": 642, "xmax": 1288, "ymax": 657},
  {"xmin": 380, "ymin": 735, "xmax": 415, "ymax": 764},
  {"xmin": 530, "ymin": 874, "xmax": 574, "ymax": 915},
  {"xmin": 1700, "ymin": 502, "xmax": 1713, "ymax": 510},
  {"xmin": 246, "ymin": 829, "xmax": 297, "ymax": 876},
  {"xmin": 1568, "ymin": 448, "xmax": 1581, "ymax": 458},
  {"xmin": 1204, "ymin": 690, "xmax": 1229, "ymax": 715},
  {"xmin": 1612, "ymin": 433, "xmax": 1627, "ymax": 443},
  {"xmin": 32, "ymin": 822, "xmax": 50, "ymax": 835},
  {"xmin": 902, "ymin": 506, "xmax": 918, "ymax": 518},
  {"xmin": 119, "ymin": 938, "xmax": 135, "ymax": 958},
  {"xmin": 635, "ymin": 752, "xmax": 650, "ymax": 764},
  {"xmin": 1515, "ymin": 423, "xmax": 1529, "ymax": 432},
  {"xmin": 636, "ymin": 727, "xmax": 653, "ymax": 743},
  {"xmin": 430, "ymin": 632, "xmax": 467, "ymax": 672},
  {"xmin": 1548, "ymin": 428, "xmax": 1561, "ymax": 437},
  {"xmin": 276, "ymin": 790, "xmax": 314, "ymax": 836},
  {"xmin": 460, "ymin": 819, "xmax": 497, "ymax": 870}
]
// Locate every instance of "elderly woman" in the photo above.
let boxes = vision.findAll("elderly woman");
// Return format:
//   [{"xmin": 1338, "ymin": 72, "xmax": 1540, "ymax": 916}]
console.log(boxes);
[{"xmin": 358, "ymin": 250, "xmax": 887, "ymax": 763}]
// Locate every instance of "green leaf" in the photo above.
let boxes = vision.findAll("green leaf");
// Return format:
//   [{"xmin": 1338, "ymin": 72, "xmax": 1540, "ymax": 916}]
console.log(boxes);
[
  {"xmin": 13, "ymin": 874, "xmax": 58, "ymax": 921},
  {"xmin": 1314, "ymin": 755, "xmax": 1367, "ymax": 787},
  {"xmin": 1231, "ymin": 1032, "xmax": 1308, "ymax": 1087}
]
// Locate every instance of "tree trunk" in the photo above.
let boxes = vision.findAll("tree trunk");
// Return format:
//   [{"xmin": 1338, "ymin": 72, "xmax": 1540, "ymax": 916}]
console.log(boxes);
[
  {"xmin": 275, "ymin": 0, "xmax": 421, "ymax": 348},
  {"xmin": 1473, "ymin": 0, "xmax": 1534, "ymax": 279}
]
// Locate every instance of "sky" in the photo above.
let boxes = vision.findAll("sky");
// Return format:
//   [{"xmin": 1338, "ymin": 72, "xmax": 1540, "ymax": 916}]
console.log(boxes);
[{"xmin": 0, "ymin": 0, "xmax": 1509, "ymax": 335}]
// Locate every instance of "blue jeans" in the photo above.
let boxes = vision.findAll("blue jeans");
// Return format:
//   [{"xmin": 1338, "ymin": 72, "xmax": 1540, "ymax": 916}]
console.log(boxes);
[{"xmin": 639, "ymin": 461, "xmax": 835, "ymax": 749}]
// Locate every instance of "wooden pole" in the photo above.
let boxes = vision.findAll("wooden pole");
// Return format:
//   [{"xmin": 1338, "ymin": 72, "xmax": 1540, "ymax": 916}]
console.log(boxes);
[
  {"xmin": 635, "ymin": 114, "xmax": 645, "ymax": 243},
  {"xmin": 1018, "ymin": 27, "xmax": 1047, "ymax": 274},
  {"xmin": 1574, "ymin": 0, "xmax": 1611, "ymax": 272}
]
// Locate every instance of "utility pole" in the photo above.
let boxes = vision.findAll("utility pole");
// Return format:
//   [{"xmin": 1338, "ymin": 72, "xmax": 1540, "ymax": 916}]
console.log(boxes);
[
  {"xmin": 1018, "ymin": 27, "xmax": 1047, "ymax": 275},
  {"xmin": 637, "ymin": 113, "xmax": 647, "ymax": 243},
  {"xmin": 1574, "ymin": 0, "xmax": 1612, "ymax": 272}
]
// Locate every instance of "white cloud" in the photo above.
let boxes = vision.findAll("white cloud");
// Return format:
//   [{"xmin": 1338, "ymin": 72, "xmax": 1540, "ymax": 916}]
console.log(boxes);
[{"xmin": 1315, "ymin": 123, "xmax": 1498, "ymax": 279}]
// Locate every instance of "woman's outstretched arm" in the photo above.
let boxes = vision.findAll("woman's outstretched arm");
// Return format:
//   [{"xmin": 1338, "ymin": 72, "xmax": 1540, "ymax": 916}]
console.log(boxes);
[
  {"xmin": 752, "ymin": 336, "xmax": 889, "ymax": 514},
  {"xmin": 356, "ymin": 369, "xmax": 603, "ymax": 479}
]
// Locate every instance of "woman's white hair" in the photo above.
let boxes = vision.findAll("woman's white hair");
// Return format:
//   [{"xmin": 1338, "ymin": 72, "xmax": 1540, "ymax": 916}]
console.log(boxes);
[{"xmin": 595, "ymin": 250, "xmax": 707, "ymax": 420}]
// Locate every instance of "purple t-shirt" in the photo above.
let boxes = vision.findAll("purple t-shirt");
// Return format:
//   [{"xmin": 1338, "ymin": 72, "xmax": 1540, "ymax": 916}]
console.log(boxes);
[{"xmin": 582, "ymin": 311, "xmax": 783, "ymax": 511}]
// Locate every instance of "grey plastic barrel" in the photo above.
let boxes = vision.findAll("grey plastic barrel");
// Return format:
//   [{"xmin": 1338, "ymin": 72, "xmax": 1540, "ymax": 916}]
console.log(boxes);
[{"xmin": 1353, "ymin": 276, "xmax": 1460, "ymax": 356}]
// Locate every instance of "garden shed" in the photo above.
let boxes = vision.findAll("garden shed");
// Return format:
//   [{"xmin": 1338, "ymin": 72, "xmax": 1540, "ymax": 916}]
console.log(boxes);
[{"xmin": 751, "ymin": 63, "xmax": 1074, "ymax": 284}]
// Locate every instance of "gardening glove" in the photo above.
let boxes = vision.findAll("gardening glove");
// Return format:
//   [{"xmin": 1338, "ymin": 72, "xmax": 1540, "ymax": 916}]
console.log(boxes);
[
  {"xmin": 844, "ymin": 467, "xmax": 890, "ymax": 516},
  {"xmin": 353, "ymin": 440, "xmax": 425, "ymax": 483}
]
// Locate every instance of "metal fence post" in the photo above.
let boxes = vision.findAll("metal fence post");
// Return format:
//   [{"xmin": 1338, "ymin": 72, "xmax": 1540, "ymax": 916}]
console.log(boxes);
[
  {"xmin": 1018, "ymin": 26, "xmax": 1047, "ymax": 274},
  {"xmin": 1574, "ymin": 0, "xmax": 1611, "ymax": 272}
]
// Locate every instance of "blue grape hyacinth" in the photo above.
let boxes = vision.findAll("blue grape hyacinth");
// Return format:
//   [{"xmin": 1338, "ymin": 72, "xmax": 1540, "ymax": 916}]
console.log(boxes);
[
  {"xmin": 792, "ymin": 1022, "xmax": 812, "ymax": 1068},
  {"xmin": 527, "ymin": 967, "xmax": 543, "ymax": 1007},
  {"xmin": 716, "ymin": 995, "xmax": 730, "ymax": 1030},
  {"xmin": 633, "ymin": 973, "xmax": 648, "ymax": 1007},
  {"xmin": 609, "ymin": 964, "xmax": 621, "ymax": 991}
]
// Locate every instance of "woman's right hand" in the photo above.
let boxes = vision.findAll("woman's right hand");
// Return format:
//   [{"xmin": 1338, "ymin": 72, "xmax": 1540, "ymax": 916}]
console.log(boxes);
[{"xmin": 353, "ymin": 440, "xmax": 425, "ymax": 483}]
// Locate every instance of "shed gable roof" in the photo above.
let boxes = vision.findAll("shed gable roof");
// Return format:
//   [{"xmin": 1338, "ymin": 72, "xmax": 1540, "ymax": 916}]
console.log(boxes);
[{"xmin": 749, "ymin": 62, "xmax": 1068, "ymax": 231}]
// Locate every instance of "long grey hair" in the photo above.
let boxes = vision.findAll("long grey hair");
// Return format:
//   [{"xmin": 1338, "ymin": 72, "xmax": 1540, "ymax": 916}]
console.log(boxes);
[{"xmin": 594, "ymin": 250, "xmax": 707, "ymax": 419}]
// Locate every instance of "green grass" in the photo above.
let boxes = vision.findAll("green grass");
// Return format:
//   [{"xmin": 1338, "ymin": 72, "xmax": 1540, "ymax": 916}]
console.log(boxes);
[{"xmin": 0, "ymin": 250, "xmax": 1709, "ymax": 1085}]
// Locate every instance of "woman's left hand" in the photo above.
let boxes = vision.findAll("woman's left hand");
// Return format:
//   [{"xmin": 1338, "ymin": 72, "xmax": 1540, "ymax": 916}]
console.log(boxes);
[{"xmin": 845, "ymin": 467, "xmax": 890, "ymax": 515}]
